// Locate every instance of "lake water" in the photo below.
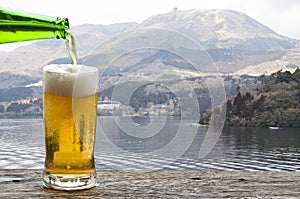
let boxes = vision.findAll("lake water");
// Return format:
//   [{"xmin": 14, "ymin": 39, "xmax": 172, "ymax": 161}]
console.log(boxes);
[{"xmin": 1, "ymin": 117, "xmax": 300, "ymax": 171}]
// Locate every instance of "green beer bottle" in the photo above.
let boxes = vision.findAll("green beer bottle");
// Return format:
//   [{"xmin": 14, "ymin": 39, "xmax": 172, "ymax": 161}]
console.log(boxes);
[{"xmin": 0, "ymin": 8, "xmax": 70, "ymax": 44}]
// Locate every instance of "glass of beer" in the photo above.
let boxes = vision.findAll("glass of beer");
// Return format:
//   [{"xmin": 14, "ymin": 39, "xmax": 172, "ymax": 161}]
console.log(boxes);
[{"xmin": 42, "ymin": 64, "xmax": 98, "ymax": 190}]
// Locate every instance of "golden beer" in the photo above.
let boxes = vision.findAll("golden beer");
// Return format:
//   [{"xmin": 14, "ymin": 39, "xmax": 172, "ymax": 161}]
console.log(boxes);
[{"xmin": 42, "ymin": 64, "xmax": 98, "ymax": 190}]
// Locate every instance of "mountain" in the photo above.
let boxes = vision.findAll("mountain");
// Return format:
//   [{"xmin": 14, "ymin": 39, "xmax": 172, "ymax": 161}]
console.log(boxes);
[
  {"xmin": 138, "ymin": 9, "xmax": 298, "ymax": 51},
  {"xmin": 0, "ymin": 9, "xmax": 300, "ymax": 87},
  {"xmin": 82, "ymin": 9, "xmax": 300, "ymax": 75},
  {"xmin": 0, "ymin": 22, "xmax": 137, "ymax": 77},
  {"xmin": 1, "ymin": 9, "xmax": 299, "ymax": 120}
]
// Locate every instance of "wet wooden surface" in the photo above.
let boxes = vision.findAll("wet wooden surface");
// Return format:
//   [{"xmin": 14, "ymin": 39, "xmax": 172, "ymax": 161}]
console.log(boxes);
[{"xmin": 0, "ymin": 169, "xmax": 300, "ymax": 198}]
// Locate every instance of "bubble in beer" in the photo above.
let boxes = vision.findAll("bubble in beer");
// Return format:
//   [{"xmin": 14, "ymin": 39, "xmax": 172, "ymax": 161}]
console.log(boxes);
[{"xmin": 43, "ymin": 64, "xmax": 98, "ymax": 97}]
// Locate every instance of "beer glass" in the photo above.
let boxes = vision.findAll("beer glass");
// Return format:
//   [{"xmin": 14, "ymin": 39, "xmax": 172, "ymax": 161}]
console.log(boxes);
[{"xmin": 42, "ymin": 64, "xmax": 98, "ymax": 190}]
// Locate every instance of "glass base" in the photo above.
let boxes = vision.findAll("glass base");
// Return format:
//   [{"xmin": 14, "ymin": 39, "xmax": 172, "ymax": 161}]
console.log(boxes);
[{"xmin": 42, "ymin": 171, "xmax": 97, "ymax": 190}]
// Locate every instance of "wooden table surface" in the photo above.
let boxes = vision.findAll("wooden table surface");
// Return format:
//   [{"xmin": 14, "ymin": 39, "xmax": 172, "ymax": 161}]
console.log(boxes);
[{"xmin": 0, "ymin": 169, "xmax": 300, "ymax": 198}]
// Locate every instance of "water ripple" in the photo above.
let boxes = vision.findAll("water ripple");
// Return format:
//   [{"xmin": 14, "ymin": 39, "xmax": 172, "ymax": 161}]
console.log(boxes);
[{"xmin": 1, "ymin": 119, "xmax": 300, "ymax": 171}]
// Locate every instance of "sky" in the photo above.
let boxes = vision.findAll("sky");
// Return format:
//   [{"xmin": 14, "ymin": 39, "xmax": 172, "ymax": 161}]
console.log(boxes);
[{"xmin": 1, "ymin": 0, "xmax": 300, "ymax": 51}]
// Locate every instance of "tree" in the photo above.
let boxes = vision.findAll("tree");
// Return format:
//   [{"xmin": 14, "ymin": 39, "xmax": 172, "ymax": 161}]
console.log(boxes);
[
  {"xmin": 232, "ymin": 92, "xmax": 243, "ymax": 116},
  {"xmin": 201, "ymin": 69, "xmax": 300, "ymax": 127}
]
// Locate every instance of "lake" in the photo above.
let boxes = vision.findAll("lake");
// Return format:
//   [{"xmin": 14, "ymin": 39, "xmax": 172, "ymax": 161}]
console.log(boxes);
[{"xmin": 1, "ymin": 117, "xmax": 300, "ymax": 171}]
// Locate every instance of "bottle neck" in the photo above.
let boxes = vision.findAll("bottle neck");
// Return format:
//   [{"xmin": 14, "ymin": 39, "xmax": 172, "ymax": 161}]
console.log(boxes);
[
  {"xmin": 53, "ymin": 17, "xmax": 70, "ymax": 39},
  {"xmin": 0, "ymin": 8, "xmax": 70, "ymax": 43}
]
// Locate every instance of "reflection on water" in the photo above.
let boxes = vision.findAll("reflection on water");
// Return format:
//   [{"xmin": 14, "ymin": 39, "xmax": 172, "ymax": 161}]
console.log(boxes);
[
  {"xmin": 1, "ymin": 117, "xmax": 300, "ymax": 171},
  {"xmin": 221, "ymin": 126, "xmax": 300, "ymax": 152},
  {"xmin": 97, "ymin": 116, "xmax": 183, "ymax": 153}
]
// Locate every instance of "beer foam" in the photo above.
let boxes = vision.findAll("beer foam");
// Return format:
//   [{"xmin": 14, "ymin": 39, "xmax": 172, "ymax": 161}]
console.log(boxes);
[{"xmin": 43, "ymin": 64, "xmax": 98, "ymax": 96}]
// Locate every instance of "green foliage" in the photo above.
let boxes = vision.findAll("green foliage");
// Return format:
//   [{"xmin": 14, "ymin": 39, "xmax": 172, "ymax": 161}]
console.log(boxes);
[{"xmin": 200, "ymin": 69, "xmax": 300, "ymax": 127}]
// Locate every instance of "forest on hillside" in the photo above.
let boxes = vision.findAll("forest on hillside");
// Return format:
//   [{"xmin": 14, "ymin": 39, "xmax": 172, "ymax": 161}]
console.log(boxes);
[{"xmin": 200, "ymin": 69, "xmax": 300, "ymax": 127}]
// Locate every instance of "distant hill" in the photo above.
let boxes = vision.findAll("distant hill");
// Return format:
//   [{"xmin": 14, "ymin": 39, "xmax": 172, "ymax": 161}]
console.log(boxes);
[
  {"xmin": 200, "ymin": 69, "xmax": 300, "ymax": 127},
  {"xmin": 0, "ymin": 72, "xmax": 39, "ymax": 89},
  {"xmin": 0, "ymin": 9, "xmax": 299, "ymax": 79},
  {"xmin": 0, "ymin": 22, "xmax": 137, "ymax": 77},
  {"xmin": 138, "ymin": 9, "xmax": 299, "ymax": 51},
  {"xmin": 83, "ymin": 9, "xmax": 300, "ymax": 75}
]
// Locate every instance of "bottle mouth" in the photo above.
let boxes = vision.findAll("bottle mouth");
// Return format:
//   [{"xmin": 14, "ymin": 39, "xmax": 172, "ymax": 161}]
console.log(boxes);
[
  {"xmin": 64, "ymin": 18, "xmax": 70, "ymax": 38},
  {"xmin": 64, "ymin": 18, "xmax": 70, "ymax": 29},
  {"xmin": 56, "ymin": 17, "xmax": 70, "ymax": 39}
]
